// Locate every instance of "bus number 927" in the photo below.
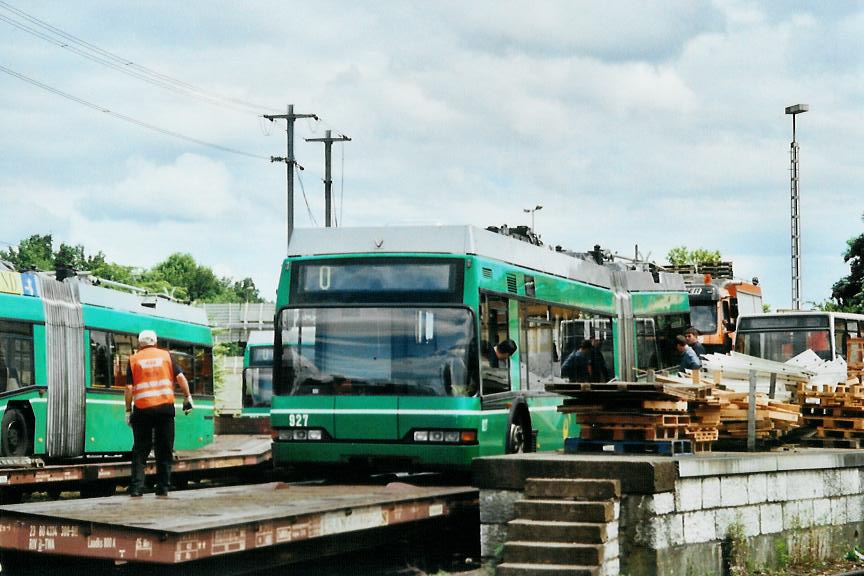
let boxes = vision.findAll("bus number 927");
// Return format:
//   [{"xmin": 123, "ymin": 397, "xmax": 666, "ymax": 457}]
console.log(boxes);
[{"xmin": 288, "ymin": 414, "xmax": 309, "ymax": 427}]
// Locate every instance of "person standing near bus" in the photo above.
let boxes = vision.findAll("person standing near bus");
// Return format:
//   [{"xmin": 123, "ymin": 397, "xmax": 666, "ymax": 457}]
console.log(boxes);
[
  {"xmin": 676, "ymin": 335, "xmax": 702, "ymax": 372},
  {"xmin": 684, "ymin": 327, "xmax": 706, "ymax": 356},
  {"xmin": 125, "ymin": 329, "xmax": 194, "ymax": 497},
  {"xmin": 562, "ymin": 339, "xmax": 593, "ymax": 382}
]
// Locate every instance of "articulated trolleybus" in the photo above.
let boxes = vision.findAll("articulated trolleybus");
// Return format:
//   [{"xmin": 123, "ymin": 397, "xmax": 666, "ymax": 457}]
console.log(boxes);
[
  {"xmin": 271, "ymin": 226, "xmax": 689, "ymax": 472},
  {"xmin": 0, "ymin": 269, "xmax": 214, "ymax": 459}
]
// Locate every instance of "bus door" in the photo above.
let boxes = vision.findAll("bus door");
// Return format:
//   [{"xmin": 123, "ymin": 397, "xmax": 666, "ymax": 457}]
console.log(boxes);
[{"xmin": 479, "ymin": 295, "xmax": 512, "ymax": 395}]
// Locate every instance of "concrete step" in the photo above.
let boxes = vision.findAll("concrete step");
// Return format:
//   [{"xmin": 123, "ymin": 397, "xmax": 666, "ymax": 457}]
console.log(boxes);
[
  {"xmin": 524, "ymin": 478, "xmax": 621, "ymax": 501},
  {"xmin": 504, "ymin": 541, "xmax": 603, "ymax": 565},
  {"xmin": 507, "ymin": 518, "xmax": 610, "ymax": 543},
  {"xmin": 497, "ymin": 562, "xmax": 599, "ymax": 576},
  {"xmin": 515, "ymin": 499, "xmax": 615, "ymax": 523}
]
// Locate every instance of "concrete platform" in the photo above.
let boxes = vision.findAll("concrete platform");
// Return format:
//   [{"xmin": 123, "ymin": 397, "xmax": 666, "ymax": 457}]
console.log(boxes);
[
  {"xmin": 0, "ymin": 481, "xmax": 477, "ymax": 564},
  {"xmin": 473, "ymin": 448, "xmax": 864, "ymax": 493}
]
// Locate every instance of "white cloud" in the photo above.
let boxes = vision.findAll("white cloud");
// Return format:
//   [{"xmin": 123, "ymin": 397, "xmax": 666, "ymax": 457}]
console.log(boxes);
[{"xmin": 0, "ymin": 0, "xmax": 861, "ymax": 306}]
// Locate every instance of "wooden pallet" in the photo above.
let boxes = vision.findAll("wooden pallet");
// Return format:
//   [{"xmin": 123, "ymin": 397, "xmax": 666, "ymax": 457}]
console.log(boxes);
[
  {"xmin": 577, "ymin": 413, "xmax": 690, "ymax": 427},
  {"xmin": 685, "ymin": 428, "xmax": 720, "ymax": 442},
  {"xmin": 803, "ymin": 438, "xmax": 864, "ymax": 450},
  {"xmin": 817, "ymin": 427, "xmax": 864, "ymax": 439},
  {"xmin": 565, "ymin": 438, "xmax": 692, "ymax": 456},
  {"xmin": 550, "ymin": 381, "xmax": 712, "ymax": 400},
  {"xmin": 692, "ymin": 440, "xmax": 713, "ymax": 453},
  {"xmin": 580, "ymin": 424, "xmax": 681, "ymax": 442}
]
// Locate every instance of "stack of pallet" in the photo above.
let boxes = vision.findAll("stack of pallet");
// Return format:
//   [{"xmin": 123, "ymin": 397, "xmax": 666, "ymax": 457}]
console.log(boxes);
[
  {"xmin": 551, "ymin": 381, "xmax": 716, "ymax": 455},
  {"xmin": 710, "ymin": 389, "xmax": 802, "ymax": 441},
  {"xmin": 798, "ymin": 383, "xmax": 864, "ymax": 448}
]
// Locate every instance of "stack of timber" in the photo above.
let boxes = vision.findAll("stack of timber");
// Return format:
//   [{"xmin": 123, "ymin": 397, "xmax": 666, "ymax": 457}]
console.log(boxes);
[
  {"xmin": 710, "ymin": 389, "xmax": 802, "ymax": 441},
  {"xmin": 552, "ymin": 381, "xmax": 717, "ymax": 455},
  {"xmin": 799, "ymin": 383, "xmax": 864, "ymax": 448}
]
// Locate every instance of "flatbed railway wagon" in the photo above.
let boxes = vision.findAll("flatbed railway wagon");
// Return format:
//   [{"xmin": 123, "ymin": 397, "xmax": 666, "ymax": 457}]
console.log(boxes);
[
  {"xmin": 270, "ymin": 226, "xmax": 689, "ymax": 472},
  {"xmin": 0, "ymin": 269, "xmax": 214, "ymax": 459}
]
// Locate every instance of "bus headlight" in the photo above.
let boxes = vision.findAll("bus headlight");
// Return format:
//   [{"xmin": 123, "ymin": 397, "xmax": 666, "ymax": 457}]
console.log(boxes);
[
  {"xmin": 276, "ymin": 428, "xmax": 325, "ymax": 441},
  {"xmin": 408, "ymin": 429, "xmax": 478, "ymax": 445}
]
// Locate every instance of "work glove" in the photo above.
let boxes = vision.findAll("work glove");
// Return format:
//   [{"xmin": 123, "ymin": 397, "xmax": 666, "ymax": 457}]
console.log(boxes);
[
  {"xmin": 183, "ymin": 398, "xmax": 194, "ymax": 415},
  {"xmin": 125, "ymin": 411, "xmax": 132, "ymax": 427}
]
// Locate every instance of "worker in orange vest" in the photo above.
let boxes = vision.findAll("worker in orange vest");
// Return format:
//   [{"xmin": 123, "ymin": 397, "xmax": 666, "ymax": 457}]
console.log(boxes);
[{"xmin": 124, "ymin": 329, "xmax": 193, "ymax": 497}]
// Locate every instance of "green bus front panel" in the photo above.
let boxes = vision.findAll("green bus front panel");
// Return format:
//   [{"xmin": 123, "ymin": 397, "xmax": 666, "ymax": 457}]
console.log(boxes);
[
  {"xmin": 334, "ymin": 397, "xmax": 397, "ymax": 440},
  {"xmin": 272, "ymin": 395, "xmax": 335, "ymax": 431},
  {"xmin": 395, "ymin": 396, "xmax": 481, "ymax": 439},
  {"xmin": 272, "ymin": 439, "xmax": 480, "ymax": 469}
]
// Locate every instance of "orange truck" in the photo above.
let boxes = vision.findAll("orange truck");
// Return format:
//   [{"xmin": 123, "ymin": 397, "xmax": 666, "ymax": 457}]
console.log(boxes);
[{"xmin": 666, "ymin": 263, "xmax": 763, "ymax": 353}]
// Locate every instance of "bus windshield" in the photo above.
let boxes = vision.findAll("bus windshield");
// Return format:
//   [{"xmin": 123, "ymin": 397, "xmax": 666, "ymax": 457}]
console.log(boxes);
[
  {"xmin": 277, "ymin": 307, "xmax": 476, "ymax": 397},
  {"xmin": 735, "ymin": 329, "xmax": 832, "ymax": 362},
  {"xmin": 689, "ymin": 303, "xmax": 718, "ymax": 334}
]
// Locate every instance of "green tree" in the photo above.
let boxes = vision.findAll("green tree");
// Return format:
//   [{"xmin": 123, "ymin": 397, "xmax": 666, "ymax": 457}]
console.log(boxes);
[
  {"xmin": 54, "ymin": 243, "xmax": 87, "ymax": 270},
  {"xmin": 231, "ymin": 277, "xmax": 263, "ymax": 303},
  {"xmin": 831, "ymin": 213, "xmax": 864, "ymax": 312},
  {"xmin": 3, "ymin": 234, "xmax": 268, "ymax": 304},
  {"xmin": 147, "ymin": 253, "xmax": 217, "ymax": 302},
  {"xmin": 0, "ymin": 234, "xmax": 54, "ymax": 271}
]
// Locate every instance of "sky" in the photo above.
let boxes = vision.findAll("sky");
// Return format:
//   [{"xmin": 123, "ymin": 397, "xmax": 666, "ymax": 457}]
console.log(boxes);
[{"xmin": 0, "ymin": 0, "xmax": 861, "ymax": 307}]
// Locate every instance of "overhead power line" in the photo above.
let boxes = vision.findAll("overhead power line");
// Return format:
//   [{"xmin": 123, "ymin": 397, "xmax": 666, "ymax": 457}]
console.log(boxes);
[
  {"xmin": 0, "ymin": 0, "xmax": 279, "ymax": 114},
  {"xmin": 0, "ymin": 63, "xmax": 267, "ymax": 160}
]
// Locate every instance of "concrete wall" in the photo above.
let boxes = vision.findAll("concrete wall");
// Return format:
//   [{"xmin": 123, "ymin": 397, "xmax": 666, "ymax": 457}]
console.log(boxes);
[{"xmin": 475, "ymin": 450, "xmax": 864, "ymax": 575}]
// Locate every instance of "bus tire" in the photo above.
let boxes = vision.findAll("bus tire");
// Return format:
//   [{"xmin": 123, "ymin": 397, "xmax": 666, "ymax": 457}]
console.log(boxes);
[
  {"xmin": 1, "ymin": 408, "xmax": 32, "ymax": 457},
  {"xmin": 506, "ymin": 408, "xmax": 533, "ymax": 454}
]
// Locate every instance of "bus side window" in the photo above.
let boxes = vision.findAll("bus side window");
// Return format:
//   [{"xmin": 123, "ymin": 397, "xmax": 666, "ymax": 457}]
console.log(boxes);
[
  {"xmin": 194, "ymin": 347, "xmax": 214, "ymax": 395},
  {"xmin": 112, "ymin": 333, "xmax": 138, "ymax": 387},
  {"xmin": 480, "ymin": 295, "xmax": 511, "ymax": 394},
  {"xmin": 834, "ymin": 320, "xmax": 848, "ymax": 360},
  {"xmin": 0, "ymin": 320, "xmax": 34, "ymax": 391},
  {"xmin": 89, "ymin": 330, "xmax": 113, "ymax": 387}
]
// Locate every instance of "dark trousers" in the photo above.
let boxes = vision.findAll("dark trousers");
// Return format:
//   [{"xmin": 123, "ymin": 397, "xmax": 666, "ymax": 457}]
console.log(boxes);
[{"xmin": 130, "ymin": 410, "xmax": 175, "ymax": 493}]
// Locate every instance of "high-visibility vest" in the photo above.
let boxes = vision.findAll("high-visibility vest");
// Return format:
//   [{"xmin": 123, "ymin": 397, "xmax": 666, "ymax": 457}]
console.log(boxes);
[{"xmin": 129, "ymin": 347, "xmax": 175, "ymax": 409}]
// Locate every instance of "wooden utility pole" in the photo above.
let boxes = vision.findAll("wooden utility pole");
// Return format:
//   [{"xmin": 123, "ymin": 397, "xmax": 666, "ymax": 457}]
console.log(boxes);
[
  {"xmin": 306, "ymin": 130, "xmax": 351, "ymax": 227},
  {"xmin": 264, "ymin": 105, "xmax": 318, "ymax": 251}
]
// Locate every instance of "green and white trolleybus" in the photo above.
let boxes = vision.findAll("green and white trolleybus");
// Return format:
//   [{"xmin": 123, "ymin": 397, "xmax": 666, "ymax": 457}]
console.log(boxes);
[
  {"xmin": 0, "ymin": 268, "xmax": 215, "ymax": 458},
  {"xmin": 270, "ymin": 226, "xmax": 690, "ymax": 471}
]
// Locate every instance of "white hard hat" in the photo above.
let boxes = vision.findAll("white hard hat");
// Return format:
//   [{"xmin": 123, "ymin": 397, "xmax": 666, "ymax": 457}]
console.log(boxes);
[{"xmin": 138, "ymin": 330, "xmax": 158, "ymax": 346}]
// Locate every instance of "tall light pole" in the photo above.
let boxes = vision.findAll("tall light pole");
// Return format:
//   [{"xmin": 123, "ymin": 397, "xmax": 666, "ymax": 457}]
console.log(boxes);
[
  {"xmin": 523, "ymin": 204, "xmax": 543, "ymax": 232},
  {"xmin": 786, "ymin": 103, "xmax": 809, "ymax": 310}
]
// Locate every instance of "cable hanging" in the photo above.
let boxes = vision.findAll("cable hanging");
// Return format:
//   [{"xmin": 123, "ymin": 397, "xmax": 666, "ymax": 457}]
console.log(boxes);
[
  {"xmin": 0, "ymin": 0, "xmax": 280, "ymax": 114},
  {"xmin": 0, "ymin": 63, "xmax": 268, "ymax": 160},
  {"xmin": 295, "ymin": 169, "xmax": 318, "ymax": 227}
]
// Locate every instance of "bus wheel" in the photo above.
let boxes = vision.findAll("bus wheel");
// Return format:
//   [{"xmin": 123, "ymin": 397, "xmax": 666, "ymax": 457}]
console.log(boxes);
[
  {"xmin": 1, "ymin": 409, "xmax": 32, "ymax": 457},
  {"xmin": 506, "ymin": 415, "xmax": 532, "ymax": 454}
]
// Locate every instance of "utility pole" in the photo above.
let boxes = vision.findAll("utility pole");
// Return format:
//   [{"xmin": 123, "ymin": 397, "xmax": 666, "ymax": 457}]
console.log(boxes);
[
  {"xmin": 264, "ymin": 104, "xmax": 318, "ymax": 251},
  {"xmin": 306, "ymin": 130, "xmax": 351, "ymax": 227}
]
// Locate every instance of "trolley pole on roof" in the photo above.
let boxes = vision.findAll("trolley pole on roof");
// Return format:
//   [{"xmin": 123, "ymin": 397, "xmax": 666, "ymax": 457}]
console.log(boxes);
[
  {"xmin": 264, "ymin": 105, "xmax": 318, "ymax": 251},
  {"xmin": 785, "ymin": 103, "xmax": 808, "ymax": 310},
  {"xmin": 306, "ymin": 130, "xmax": 351, "ymax": 227}
]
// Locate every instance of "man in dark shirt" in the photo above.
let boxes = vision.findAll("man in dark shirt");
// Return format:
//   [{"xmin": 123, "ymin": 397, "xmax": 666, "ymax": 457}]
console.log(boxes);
[
  {"xmin": 562, "ymin": 340, "xmax": 593, "ymax": 382},
  {"xmin": 684, "ymin": 327, "xmax": 707, "ymax": 356}
]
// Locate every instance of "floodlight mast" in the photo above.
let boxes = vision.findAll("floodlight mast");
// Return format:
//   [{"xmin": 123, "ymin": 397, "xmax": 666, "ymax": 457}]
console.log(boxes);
[{"xmin": 785, "ymin": 103, "xmax": 809, "ymax": 310}]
